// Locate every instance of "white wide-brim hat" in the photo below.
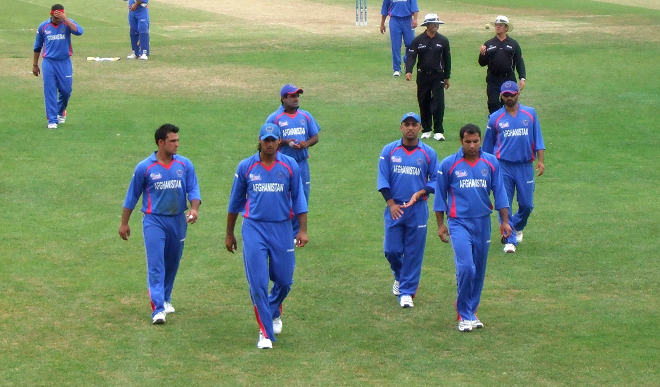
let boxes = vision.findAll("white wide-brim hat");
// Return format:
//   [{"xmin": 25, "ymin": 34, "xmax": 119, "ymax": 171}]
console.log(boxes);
[
  {"xmin": 491, "ymin": 15, "xmax": 513, "ymax": 31},
  {"xmin": 421, "ymin": 13, "xmax": 444, "ymax": 26}
]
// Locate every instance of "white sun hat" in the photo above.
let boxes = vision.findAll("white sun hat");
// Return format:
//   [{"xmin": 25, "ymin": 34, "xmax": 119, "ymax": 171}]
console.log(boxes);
[
  {"xmin": 492, "ymin": 15, "xmax": 513, "ymax": 31},
  {"xmin": 421, "ymin": 14, "xmax": 444, "ymax": 26}
]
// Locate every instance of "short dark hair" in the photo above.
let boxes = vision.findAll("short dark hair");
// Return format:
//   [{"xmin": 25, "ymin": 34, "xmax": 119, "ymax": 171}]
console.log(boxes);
[
  {"xmin": 51, "ymin": 4, "xmax": 64, "ymax": 11},
  {"xmin": 155, "ymin": 124, "xmax": 179, "ymax": 145},
  {"xmin": 459, "ymin": 123, "xmax": 481, "ymax": 139}
]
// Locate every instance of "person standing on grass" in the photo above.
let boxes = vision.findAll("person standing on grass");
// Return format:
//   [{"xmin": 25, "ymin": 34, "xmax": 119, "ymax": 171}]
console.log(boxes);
[
  {"xmin": 266, "ymin": 83, "xmax": 320, "ymax": 237},
  {"xmin": 32, "ymin": 3, "xmax": 83, "ymax": 129},
  {"xmin": 225, "ymin": 123, "xmax": 308, "ymax": 350},
  {"xmin": 482, "ymin": 81, "xmax": 545, "ymax": 254},
  {"xmin": 378, "ymin": 112, "xmax": 439, "ymax": 309},
  {"xmin": 434, "ymin": 123, "xmax": 511, "ymax": 332},
  {"xmin": 125, "ymin": 0, "xmax": 150, "ymax": 59},
  {"xmin": 119, "ymin": 124, "xmax": 201, "ymax": 325},
  {"xmin": 380, "ymin": 0, "xmax": 419, "ymax": 77},
  {"xmin": 405, "ymin": 13, "xmax": 451, "ymax": 141},
  {"xmin": 478, "ymin": 15, "xmax": 526, "ymax": 114}
]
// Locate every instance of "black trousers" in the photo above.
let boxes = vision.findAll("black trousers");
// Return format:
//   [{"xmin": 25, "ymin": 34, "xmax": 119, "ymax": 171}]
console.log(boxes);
[
  {"xmin": 486, "ymin": 73, "xmax": 517, "ymax": 114},
  {"xmin": 416, "ymin": 71, "xmax": 445, "ymax": 134}
]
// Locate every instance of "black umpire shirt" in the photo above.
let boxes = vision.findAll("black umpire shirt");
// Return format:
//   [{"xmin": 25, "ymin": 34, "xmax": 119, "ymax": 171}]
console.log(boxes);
[
  {"xmin": 478, "ymin": 35, "xmax": 526, "ymax": 79},
  {"xmin": 405, "ymin": 32, "xmax": 451, "ymax": 77}
]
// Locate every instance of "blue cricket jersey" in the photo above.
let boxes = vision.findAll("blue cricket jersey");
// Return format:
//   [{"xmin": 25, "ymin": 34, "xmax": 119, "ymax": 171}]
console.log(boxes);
[
  {"xmin": 123, "ymin": 152, "xmax": 201, "ymax": 215},
  {"xmin": 483, "ymin": 104, "xmax": 545, "ymax": 163},
  {"xmin": 128, "ymin": 0, "xmax": 149, "ymax": 8},
  {"xmin": 378, "ymin": 139, "xmax": 438, "ymax": 202},
  {"xmin": 33, "ymin": 19, "xmax": 83, "ymax": 60},
  {"xmin": 228, "ymin": 152, "xmax": 307, "ymax": 222},
  {"xmin": 434, "ymin": 148, "xmax": 508, "ymax": 218},
  {"xmin": 266, "ymin": 107, "xmax": 321, "ymax": 163},
  {"xmin": 381, "ymin": 0, "xmax": 419, "ymax": 17}
]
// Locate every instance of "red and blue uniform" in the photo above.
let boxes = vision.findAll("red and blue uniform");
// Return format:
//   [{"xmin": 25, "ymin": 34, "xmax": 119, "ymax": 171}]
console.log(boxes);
[
  {"xmin": 228, "ymin": 152, "xmax": 307, "ymax": 342},
  {"xmin": 127, "ymin": 0, "xmax": 150, "ymax": 56},
  {"xmin": 33, "ymin": 17, "xmax": 83, "ymax": 125},
  {"xmin": 483, "ymin": 104, "xmax": 545, "ymax": 245},
  {"xmin": 378, "ymin": 139, "xmax": 438, "ymax": 300},
  {"xmin": 434, "ymin": 148, "xmax": 508, "ymax": 322},
  {"xmin": 123, "ymin": 152, "xmax": 201, "ymax": 317},
  {"xmin": 381, "ymin": 0, "xmax": 419, "ymax": 72}
]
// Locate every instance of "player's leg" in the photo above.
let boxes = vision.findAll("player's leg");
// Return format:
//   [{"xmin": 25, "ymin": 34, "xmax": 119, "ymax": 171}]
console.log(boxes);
[
  {"xmin": 510, "ymin": 163, "xmax": 535, "ymax": 231},
  {"xmin": 128, "ymin": 12, "xmax": 140, "ymax": 56},
  {"xmin": 430, "ymin": 74, "xmax": 445, "ymax": 134},
  {"xmin": 41, "ymin": 59, "xmax": 58, "ymax": 125},
  {"xmin": 498, "ymin": 161, "xmax": 519, "ymax": 245},
  {"xmin": 401, "ymin": 16, "xmax": 415, "ymax": 66},
  {"xmin": 163, "ymin": 213, "xmax": 187, "ymax": 304},
  {"xmin": 143, "ymin": 215, "xmax": 167, "ymax": 316},
  {"xmin": 468, "ymin": 215, "xmax": 491, "ymax": 316},
  {"xmin": 383, "ymin": 206, "xmax": 405, "ymax": 284},
  {"xmin": 267, "ymin": 221, "xmax": 295, "ymax": 320},
  {"xmin": 291, "ymin": 161, "xmax": 310, "ymax": 237},
  {"xmin": 137, "ymin": 9, "xmax": 150, "ymax": 56},
  {"xmin": 398, "ymin": 203, "xmax": 428, "ymax": 297},
  {"xmin": 389, "ymin": 17, "xmax": 403, "ymax": 72},
  {"xmin": 416, "ymin": 73, "xmax": 433, "ymax": 134},
  {"xmin": 448, "ymin": 217, "xmax": 476, "ymax": 321},
  {"xmin": 242, "ymin": 219, "xmax": 276, "ymax": 341},
  {"xmin": 53, "ymin": 59, "xmax": 73, "ymax": 117}
]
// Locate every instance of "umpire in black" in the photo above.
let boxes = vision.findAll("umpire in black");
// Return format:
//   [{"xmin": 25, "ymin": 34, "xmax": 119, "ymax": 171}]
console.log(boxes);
[
  {"xmin": 479, "ymin": 15, "xmax": 526, "ymax": 114},
  {"xmin": 405, "ymin": 13, "xmax": 451, "ymax": 141}
]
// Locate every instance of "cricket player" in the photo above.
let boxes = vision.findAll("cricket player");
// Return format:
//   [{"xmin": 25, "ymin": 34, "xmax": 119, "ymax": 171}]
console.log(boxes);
[
  {"xmin": 482, "ymin": 81, "xmax": 545, "ymax": 253},
  {"xmin": 225, "ymin": 123, "xmax": 308, "ymax": 349},
  {"xmin": 119, "ymin": 124, "xmax": 201, "ymax": 324},
  {"xmin": 380, "ymin": 0, "xmax": 419, "ymax": 76},
  {"xmin": 266, "ymin": 84, "xmax": 320, "ymax": 235},
  {"xmin": 378, "ymin": 112, "xmax": 439, "ymax": 308},
  {"xmin": 434, "ymin": 123, "xmax": 511, "ymax": 332},
  {"xmin": 32, "ymin": 4, "xmax": 83, "ymax": 129},
  {"xmin": 125, "ymin": 0, "xmax": 150, "ymax": 59}
]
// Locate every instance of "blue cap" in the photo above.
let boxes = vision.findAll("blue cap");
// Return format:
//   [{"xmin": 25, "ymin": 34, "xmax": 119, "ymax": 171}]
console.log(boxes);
[
  {"xmin": 500, "ymin": 81, "xmax": 519, "ymax": 95},
  {"xmin": 280, "ymin": 84, "xmax": 304, "ymax": 98},
  {"xmin": 259, "ymin": 123, "xmax": 281, "ymax": 140},
  {"xmin": 401, "ymin": 112, "xmax": 421, "ymax": 123}
]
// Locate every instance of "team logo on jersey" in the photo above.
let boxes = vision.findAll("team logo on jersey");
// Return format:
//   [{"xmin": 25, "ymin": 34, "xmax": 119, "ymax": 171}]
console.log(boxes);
[
  {"xmin": 522, "ymin": 119, "xmax": 529, "ymax": 126},
  {"xmin": 277, "ymin": 171, "xmax": 286, "ymax": 179},
  {"xmin": 455, "ymin": 170, "xmax": 468, "ymax": 178},
  {"xmin": 176, "ymin": 170, "xmax": 183, "ymax": 177},
  {"xmin": 391, "ymin": 156, "xmax": 402, "ymax": 163},
  {"xmin": 481, "ymin": 169, "xmax": 489, "ymax": 177},
  {"xmin": 499, "ymin": 122, "xmax": 510, "ymax": 129},
  {"xmin": 300, "ymin": 118, "xmax": 307, "ymax": 126},
  {"xmin": 278, "ymin": 121, "xmax": 289, "ymax": 127},
  {"xmin": 416, "ymin": 158, "xmax": 424, "ymax": 165},
  {"xmin": 249, "ymin": 173, "xmax": 262, "ymax": 181},
  {"xmin": 150, "ymin": 173, "xmax": 162, "ymax": 180}
]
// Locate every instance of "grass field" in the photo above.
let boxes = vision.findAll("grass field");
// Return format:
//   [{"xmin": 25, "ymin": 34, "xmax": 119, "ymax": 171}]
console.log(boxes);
[{"xmin": 2, "ymin": 0, "xmax": 660, "ymax": 386}]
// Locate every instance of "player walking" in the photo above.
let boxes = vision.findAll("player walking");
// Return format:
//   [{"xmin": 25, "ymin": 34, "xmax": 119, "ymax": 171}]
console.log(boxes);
[
  {"xmin": 225, "ymin": 123, "xmax": 309, "ymax": 349},
  {"xmin": 482, "ymin": 81, "xmax": 545, "ymax": 253},
  {"xmin": 32, "ymin": 4, "xmax": 83, "ymax": 129},
  {"xmin": 119, "ymin": 124, "xmax": 201, "ymax": 324},
  {"xmin": 434, "ymin": 124, "xmax": 511, "ymax": 332},
  {"xmin": 378, "ymin": 112, "xmax": 439, "ymax": 308}
]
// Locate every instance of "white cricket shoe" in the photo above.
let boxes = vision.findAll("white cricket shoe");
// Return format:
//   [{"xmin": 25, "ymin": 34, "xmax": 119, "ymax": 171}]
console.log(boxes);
[
  {"xmin": 164, "ymin": 302, "xmax": 175, "ymax": 314},
  {"xmin": 503, "ymin": 243, "xmax": 516, "ymax": 253},
  {"xmin": 257, "ymin": 332, "xmax": 272, "ymax": 349},
  {"xmin": 458, "ymin": 320, "xmax": 473, "ymax": 332},
  {"xmin": 392, "ymin": 280, "xmax": 400, "ymax": 296},
  {"xmin": 152, "ymin": 311, "xmax": 166, "ymax": 324},
  {"xmin": 393, "ymin": 71, "xmax": 401, "ymax": 76},
  {"xmin": 127, "ymin": 53, "xmax": 137, "ymax": 59},
  {"xmin": 138, "ymin": 54, "xmax": 149, "ymax": 60},
  {"xmin": 47, "ymin": 123, "xmax": 58, "ymax": 129},
  {"xmin": 57, "ymin": 112, "xmax": 66, "ymax": 124},
  {"xmin": 399, "ymin": 295, "xmax": 414, "ymax": 308},
  {"xmin": 434, "ymin": 133, "xmax": 445, "ymax": 141},
  {"xmin": 420, "ymin": 132, "xmax": 432, "ymax": 139},
  {"xmin": 471, "ymin": 319, "xmax": 484, "ymax": 329},
  {"xmin": 273, "ymin": 317, "xmax": 282, "ymax": 335},
  {"xmin": 515, "ymin": 231, "xmax": 524, "ymax": 243}
]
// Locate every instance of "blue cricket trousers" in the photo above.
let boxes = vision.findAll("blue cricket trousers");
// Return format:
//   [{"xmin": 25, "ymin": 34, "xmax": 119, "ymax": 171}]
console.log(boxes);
[
  {"xmin": 448, "ymin": 215, "xmax": 491, "ymax": 322},
  {"xmin": 291, "ymin": 160, "xmax": 310, "ymax": 236},
  {"xmin": 142, "ymin": 213, "xmax": 187, "ymax": 317},
  {"xmin": 383, "ymin": 200, "xmax": 428, "ymax": 299},
  {"xmin": 129, "ymin": 7, "xmax": 150, "ymax": 56},
  {"xmin": 242, "ymin": 218, "xmax": 295, "ymax": 341},
  {"xmin": 41, "ymin": 58, "xmax": 72, "ymax": 125},
  {"xmin": 499, "ymin": 161, "xmax": 535, "ymax": 245},
  {"xmin": 389, "ymin": 15, "xmax": 415, "ymax": 72}
]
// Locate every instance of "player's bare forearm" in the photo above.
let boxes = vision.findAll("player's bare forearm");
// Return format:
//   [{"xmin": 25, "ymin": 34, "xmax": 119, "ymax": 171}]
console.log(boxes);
[
  {"xmin": 186, "ymin": 199, "xmax": 201, "ymax": 223},
  {"xmin": 225, "ymin": 213, "xmax": 239, "ymax": 253},
  {"xmin": 295, "ymin": 213, "xmax": 309, "ymax": 247},
  {"xmin": 536, "ymin": 150, "xmax": 545, "ymax": 176},
  {"xmin": 304, "ymin": 134, "xmax": 319, "ymax": 148},
  {"xmin": 402, "ymin": 189, "xmax": 426, "ymax": 208},
  {"xmin": 32, "ymin": 52, "xmax": 41, "ymax": 76},
  {"xmin": 435, "ymin": 211, "xmax": 449, "ymax": 243},
  {"xmin": 119, "ymin": 207, "xmax": 134, "ymax": 240},
  {"xmin": 498, "ymin": 208, "xmax": 512, "ymax": 237}
]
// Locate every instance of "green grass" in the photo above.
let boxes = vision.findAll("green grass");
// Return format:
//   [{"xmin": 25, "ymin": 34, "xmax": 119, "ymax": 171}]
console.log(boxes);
[{"xmin": 1, "ymin": 0, "xmax": 660, "ymax": 385}]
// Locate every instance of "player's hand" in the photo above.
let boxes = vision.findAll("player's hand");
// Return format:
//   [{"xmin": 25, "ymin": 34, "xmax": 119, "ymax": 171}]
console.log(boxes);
[
  {"xmin": 402, "ymin": 191, "xmax": 422, "ymax": 208},
  {"xmin": 32, "ymin": 65, "xmax": 40, "ymax": 77},
  {"xmin": 295, "ymin": 232, "xmax": 309, "ymax": 247},
  {"xmin": 380, "ymin": 24, "xmax": 386, "ymax": 34},
  {"xmin": 438, "ymin": 224, "xmax": 450, "ymax": 243},
  {"xmin": 444, "ymin": 79, "xmax": 450, "ymax": 90},
  {"xmin": 129, "ymin": 4, "xmax": 138, "ymax": 11},
  {"xmin": 405, "ymin": 73, "xmax": 412, "ymax": 81},
  {"xmin": 225, "ymin": 234, "xmax": 237, "ymax": 253},
  {"xmin": 519, "ymin": 79, "xmax": 526, "ymax": 91},
  {"xmin": 388, "ymin": 203, "xmax": 404, "ymax": 220},
  {"xmin": 411, "ymin": 19, "xmax": 418, "ymax": 28},
  {"xmin": 119, "ymin": 224, "xmax": 131, "ymax": 240},
  {"xmin": 186, "ymin": 209, "xmax": 198, "ymax": 224},
  {"xmin": 479, "ymin": 45, "xmax": 487, "ymax": 55},
  {"xmin": 500, "ymin": 222, "xmax": 512, "ymax": 239},
  {"xmin": 536, "ymin": 161, "xmax": 545, "ymax": 176},
  {"xmin": 52, "ymin": 10, "xmax": 65, "ymax": 22}
]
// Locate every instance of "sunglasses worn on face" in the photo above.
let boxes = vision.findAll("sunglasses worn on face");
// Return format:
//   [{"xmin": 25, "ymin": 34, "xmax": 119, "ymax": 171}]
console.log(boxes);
[{"xmin": 502, "ymin": 92, "xmax": 518, "ymax": 98}]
